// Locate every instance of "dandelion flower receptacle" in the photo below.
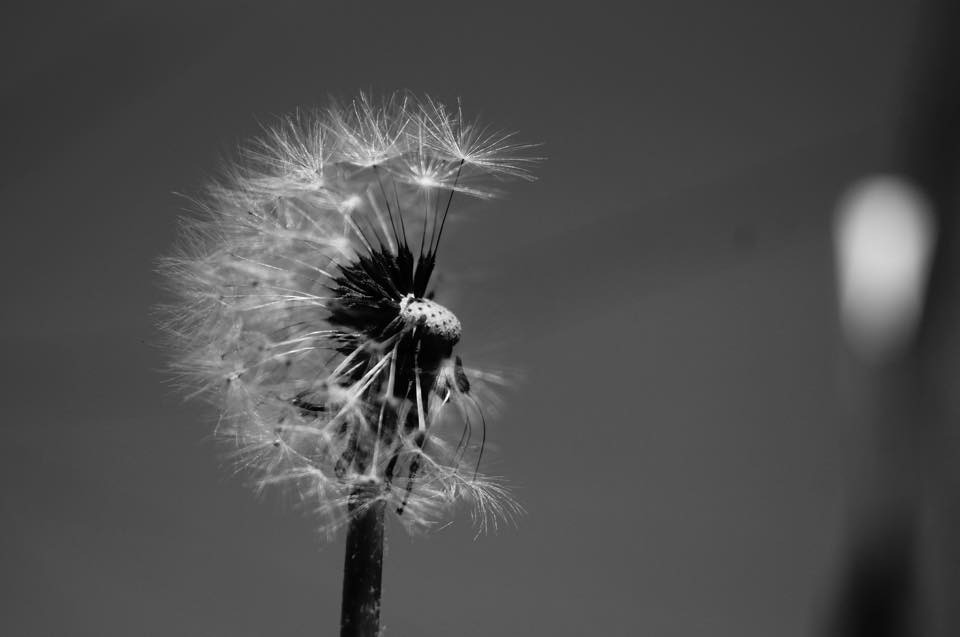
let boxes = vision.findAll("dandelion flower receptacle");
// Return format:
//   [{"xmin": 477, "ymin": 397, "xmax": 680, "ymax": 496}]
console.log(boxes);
[{"xmin": 160, "ymin": 93, "xmax": 537, "ymax": 636}]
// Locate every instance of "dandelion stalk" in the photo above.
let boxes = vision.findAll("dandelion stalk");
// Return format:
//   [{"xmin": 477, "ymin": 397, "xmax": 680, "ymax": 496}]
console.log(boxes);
[
  {"xmin": 160, "ymin": 93, "xmax": 538, "ymax": 634},
  {"xmin": 341, "ymin": 486, "xmax": 385, "ymax": 637}
]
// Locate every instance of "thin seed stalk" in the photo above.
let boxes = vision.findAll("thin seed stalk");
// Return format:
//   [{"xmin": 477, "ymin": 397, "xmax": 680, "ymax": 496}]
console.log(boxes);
[{"xmin": 340, "ymin": 488, "xmax": 385, "ymax": 637}]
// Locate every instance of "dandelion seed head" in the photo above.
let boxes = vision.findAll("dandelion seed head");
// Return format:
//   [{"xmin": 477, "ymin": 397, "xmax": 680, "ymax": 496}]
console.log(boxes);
[
  {"xmin": 398, "ymin": 294, "xmax": 462, "ymax": 344},
  {"xmin": 160, "ymin": 92, "xmax": 538, "ymax": 536}
]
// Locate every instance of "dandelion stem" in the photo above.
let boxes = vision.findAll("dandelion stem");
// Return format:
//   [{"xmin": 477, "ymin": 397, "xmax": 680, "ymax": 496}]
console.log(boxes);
[{"xmin": 340, "ymin": 487, "xmax": 385, "ymax": 637}]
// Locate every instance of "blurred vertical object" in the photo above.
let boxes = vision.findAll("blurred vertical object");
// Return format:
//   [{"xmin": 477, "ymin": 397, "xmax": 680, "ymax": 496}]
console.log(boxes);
[
  {"xmin": 831, "ymin": 177, "xmax": 934, "ymax": 637},
  {"xmin": 829, "ymin": 0, "xmax": 960, "ymax": 635}
]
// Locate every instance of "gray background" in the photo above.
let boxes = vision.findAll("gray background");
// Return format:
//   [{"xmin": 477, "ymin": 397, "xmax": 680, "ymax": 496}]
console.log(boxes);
[{"xmin": 0, "ymin": 1, "xmax": 931, "ymax": 635}]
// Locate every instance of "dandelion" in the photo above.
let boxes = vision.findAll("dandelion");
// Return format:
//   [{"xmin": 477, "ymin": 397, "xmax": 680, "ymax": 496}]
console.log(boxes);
[{"xmin": 159, "ymin": 92, "xmax": 538, "ymax": 636}]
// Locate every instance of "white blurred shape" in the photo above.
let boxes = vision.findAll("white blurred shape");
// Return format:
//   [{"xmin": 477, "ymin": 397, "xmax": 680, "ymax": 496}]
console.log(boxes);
[{"xmin": 834, "ymin": 175, "xmax": 936, "ymax": 362}]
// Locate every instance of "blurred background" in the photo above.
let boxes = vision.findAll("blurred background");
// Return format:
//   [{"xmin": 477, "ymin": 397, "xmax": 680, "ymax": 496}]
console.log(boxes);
[{"xmin": 3, "ymin": 1, "xmax": 959, "ymax": 635}]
